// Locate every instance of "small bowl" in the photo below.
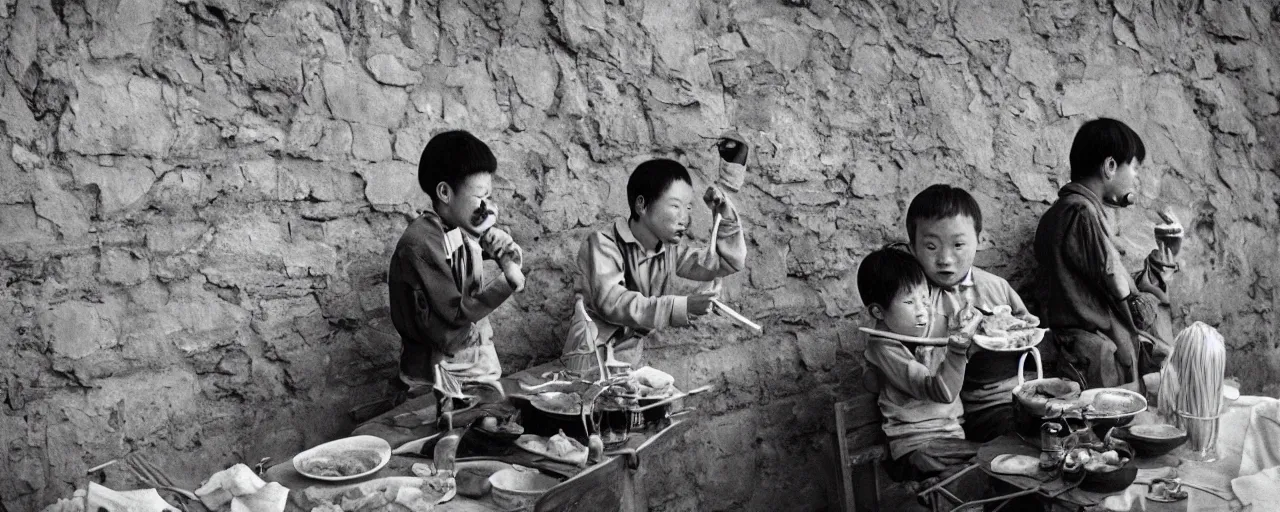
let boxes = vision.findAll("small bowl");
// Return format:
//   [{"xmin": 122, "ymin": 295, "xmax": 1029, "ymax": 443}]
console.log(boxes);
[
  {"xmin": 488, "ymin": 467, "xmax": 561, "ymax": 510},
  {"xmin": 1079, "ymin": 443, "xmax": 1138, "ymax": 493},
  {"xmin": 1112, "ymin": 424, "xmax": 1188, "ymax": 458},
  {"xmin": 292, "ymin": 435, "xmax": 392, "ymax": 482}
]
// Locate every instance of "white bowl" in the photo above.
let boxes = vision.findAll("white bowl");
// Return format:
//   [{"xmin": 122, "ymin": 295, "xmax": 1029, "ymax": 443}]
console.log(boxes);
[
  {"xmin": 488, "ymin": 467, "xmax": 560, "ymax": 511},
  {"xmin": 292, "ymin": 435, "xmax": 392, "ymax": 482}
]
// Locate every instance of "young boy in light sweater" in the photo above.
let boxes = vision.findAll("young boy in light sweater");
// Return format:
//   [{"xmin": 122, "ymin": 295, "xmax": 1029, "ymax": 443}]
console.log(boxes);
[
  {"xmin": 906, "ymin": 185, "xmax": 1040, "ymax": 443},
  {"xmin": 858, "ymin": 246, "xmax": 980, "ymax": 479}
]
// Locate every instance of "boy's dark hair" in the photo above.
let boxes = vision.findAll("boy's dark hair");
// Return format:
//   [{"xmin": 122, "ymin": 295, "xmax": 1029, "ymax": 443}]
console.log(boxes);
[
  {"xmin": 1068, "ymin": 118, "xmax": 1146, "ymax": 182},
  {"xmin": 906, "ymin": 184, "xmax": 983, "ymax": 242},
  {"xmin": 626, "ymin": 159, "xmax": 692, "ymax": 220},
  {"xmin": 858, "ymin": 245, "xmax": 928, "ymax": 309},
  {"xmin": 417, "ymin": 130, "xmax": 497, "ymax": 201}
]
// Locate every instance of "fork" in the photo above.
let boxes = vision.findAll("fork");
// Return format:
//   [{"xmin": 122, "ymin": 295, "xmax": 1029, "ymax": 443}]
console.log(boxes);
[{"xmin": 124, "ymin": 452, "xmax": 199, "ymax": 503}]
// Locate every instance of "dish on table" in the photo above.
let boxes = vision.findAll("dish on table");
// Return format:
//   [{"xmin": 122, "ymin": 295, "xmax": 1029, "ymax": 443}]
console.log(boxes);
[
  {"xmin": 1079, "ymin": 388, "xmax": 1147, "ymax": 418},
  {"xmin": 292, "ymin": 435, "xmax": 392, "ymax": 481},
  {"xmin": 970, "ymin": 305, "xmax": 1046, "ymax": 351},
  {"xmin": 514, "ymin": 431, "xmax": 588, "ymax": 465}
]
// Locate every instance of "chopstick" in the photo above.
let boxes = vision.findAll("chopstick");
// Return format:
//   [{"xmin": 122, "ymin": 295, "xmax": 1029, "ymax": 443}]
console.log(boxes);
[
  {"xmin": 858, "ymin": 327, "xmax": 949, "ymax": 346},
  {"xmin": 710, "ymin": 299, "xmax": 762, "ymax": 334}
]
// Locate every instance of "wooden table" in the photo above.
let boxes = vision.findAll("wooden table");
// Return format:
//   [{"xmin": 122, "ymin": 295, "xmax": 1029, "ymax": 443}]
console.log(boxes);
[{"xmin": 265, "ymin": 361, "xmax": 700, "ymax": 512}]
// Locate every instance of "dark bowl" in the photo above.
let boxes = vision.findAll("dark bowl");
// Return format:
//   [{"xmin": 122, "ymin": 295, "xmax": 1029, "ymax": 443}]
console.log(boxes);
[
  {"xmin": 1111, "ymin": 424, "xmax": 1188, "ymax": 458},
  {"xmin": 1079, "ymin": 442, "xmax": 1138, "ymax": 494}
]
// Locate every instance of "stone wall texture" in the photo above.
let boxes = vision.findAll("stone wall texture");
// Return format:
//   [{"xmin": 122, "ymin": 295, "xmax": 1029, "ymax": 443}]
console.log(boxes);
[{"xmin": 2, "ymin": 0, "xmax": 1279, "ymax": 510}]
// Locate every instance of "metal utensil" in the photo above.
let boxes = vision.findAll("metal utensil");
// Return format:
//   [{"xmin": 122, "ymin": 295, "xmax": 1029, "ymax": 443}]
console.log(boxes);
[
  {"xmin": 124, "ymin": 452, "xmax": 198, "ymax": 502},
  {"xmin": 634, "ymin": 385, "xmax": 714, "ymax": 412},
  {"xmin": 710, "ymin": 299, "xmax": 763, "ymax": 334}
]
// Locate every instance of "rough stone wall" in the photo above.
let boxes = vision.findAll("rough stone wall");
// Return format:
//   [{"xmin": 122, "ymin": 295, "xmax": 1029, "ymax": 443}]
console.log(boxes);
[{"xmin": 1, "ymin": 0, "xmax": 1278, "ymax": 510}]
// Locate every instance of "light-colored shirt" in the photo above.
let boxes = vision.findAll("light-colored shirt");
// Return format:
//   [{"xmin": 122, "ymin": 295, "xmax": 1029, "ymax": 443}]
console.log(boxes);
[
  {"xmin": 924, "ymin": 267, "xmax": 1038, "ymax": 413},
  {"xmin": 864, "ymin": 334, "xmax": 968, "ymax": 459},
  {"xmin": 575, "ymin": 210, "xmax": 747, "ymax": 352}
]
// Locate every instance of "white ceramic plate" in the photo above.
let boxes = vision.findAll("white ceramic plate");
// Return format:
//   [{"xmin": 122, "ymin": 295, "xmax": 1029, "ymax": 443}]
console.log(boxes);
[
  {"xmin": 1078, "ymin": 388, "xmax": 1147, "ymax": 418},
  {"xmin": 293, "ymin": 435, "xmax": 392, "ymax": 482}
]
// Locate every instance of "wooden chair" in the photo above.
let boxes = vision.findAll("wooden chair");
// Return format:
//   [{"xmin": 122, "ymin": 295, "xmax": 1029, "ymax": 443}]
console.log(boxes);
[{"xmin": 834, "ymin": 393, "xmax": 888, "ymax": 512}]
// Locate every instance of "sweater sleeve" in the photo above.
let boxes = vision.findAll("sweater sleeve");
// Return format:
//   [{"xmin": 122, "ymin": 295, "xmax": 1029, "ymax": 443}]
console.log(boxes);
[
  {"xmin": 674, "ymin": 199, "xmax": 747, "ymax": 281},
  {"xmin": 407, "ymin": 228, "xmax": 513, "ymax": 355},
  {"xmin": 864, "ymin": 338, "xmax": 968, "ymax": 403}
]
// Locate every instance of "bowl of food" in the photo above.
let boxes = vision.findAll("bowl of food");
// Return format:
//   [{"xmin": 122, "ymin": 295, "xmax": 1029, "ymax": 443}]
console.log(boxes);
[
  {"xmin": 292, "ymin": 435, "xmax": 392, "ymax": 481},
  {"xmin": 1081, "ymin": 442, "xmax": 1138, "ymax": 493},
  {"xmin": 488, "ymin": 467, "xmax": 561, "ymax": 510},
  {"xmin": 472, "ymin": 415, "xmax": 526, "ymax": 442},
  {"xmin": 1061, "ymin": 442, "xmax": 1137, "ymax": 493},
  {"xmin": 1112, "ymin": 423, "xmax": 1188, "ymax": 458},
  {"xmin": 1079, "ymin": 388, "xmax": 1147, "ymax": 433}
]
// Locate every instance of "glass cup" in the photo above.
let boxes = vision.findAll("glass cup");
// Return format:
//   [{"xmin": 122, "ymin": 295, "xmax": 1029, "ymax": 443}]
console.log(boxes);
[
  {"xmin": 1177, "ymin": 411, "xmax": 1220, "ymax": 462},
  {"xmin": 594, "ymin": 404, "xmax": 632, "ymax": 449}
]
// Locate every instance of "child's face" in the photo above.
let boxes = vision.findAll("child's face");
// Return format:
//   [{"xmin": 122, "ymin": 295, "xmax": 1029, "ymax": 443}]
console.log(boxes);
[
  {"xmin": 638, "ymin": 180, "xmax": 694, "ymax": 245},
  {"xmin": 1105, "ymin": 158, "xmax": 1140, "ymax": 205},
  {"xmin": 878, "ymin": 283, "xmax": 930, "ymax": 337},
  {"xmin": 436, "ymin": 173, "xmax": 495, "ymax": 235},
  {"xmin": 911, "ymin": 215, "xmax": 978, "ymax": 288}
]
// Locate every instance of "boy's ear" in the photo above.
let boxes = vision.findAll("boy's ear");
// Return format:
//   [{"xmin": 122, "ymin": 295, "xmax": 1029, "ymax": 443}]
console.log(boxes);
[
  {"xmin": 868, "ymin": 303, "xmax": 885, "ymax": 321},
  {"xmin": 1102, "ymin": 157, "xmax": 1117, "ymax": 181},
  {"xmin": 633, "ymin": 195, "xmax": 647, "ymax": 217},
  {"xmin": 435, "ymin": 182, "xmax": 453, "ymax": 204}
]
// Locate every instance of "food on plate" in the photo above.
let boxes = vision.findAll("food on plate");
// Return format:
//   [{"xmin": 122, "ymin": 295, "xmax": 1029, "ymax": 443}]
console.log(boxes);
[
  {"xmin": 966, "ymin": 305, "xmax": 1045, "ymax": 351},
  {"xmin": 476, "ymin": 415, "xmax": 524, "ymax": 435},
  {"xmin": 975, "ymin": 305, "xmax": 1035, "ymax": 337},
  {"xmin": 1063, "ymin": 447, "xmax": 1129, "ymax": 474},
  {"xmin": 292, "ymin": 477, "xmax": 453, "ymax": 512},
  {"xmin": 1088, "ymin": 390, "xmax": 1145, "ymax": 416},
  {"xmin": 530, "ymin": 391, "xmax": 586, "ymax": 415},
  {"xmin": 516, "ymin": 431, "xmax": 588, "ymax": 465},
  {"xmin": 631, "ymin": 367, "xmax": 676, "ymax": 397},
  {"xmin": 299, "ymin": 450, "xmax": 382, "ymax": 477},
  {"xmin": 990, "ymin": 454, "xmax": 1041, "ymax": 476}
]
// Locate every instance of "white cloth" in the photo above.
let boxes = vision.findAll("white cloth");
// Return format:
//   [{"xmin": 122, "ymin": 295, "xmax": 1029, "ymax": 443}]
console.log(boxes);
[{"xmin": 1232, "ymin": 467, "xmax": 1280, "ymax": 511}]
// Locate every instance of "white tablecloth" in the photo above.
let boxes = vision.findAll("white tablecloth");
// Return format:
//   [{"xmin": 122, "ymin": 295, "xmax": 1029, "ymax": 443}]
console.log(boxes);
[{"xmin": 1098, "ymin": 395, "xmax": 1280, "ymax": 511}]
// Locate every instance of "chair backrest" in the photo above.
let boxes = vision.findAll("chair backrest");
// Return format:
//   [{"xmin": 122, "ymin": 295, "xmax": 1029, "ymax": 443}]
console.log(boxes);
[{"xmin": 835, "ymin": 393, "xmax": 886, "ymax": 466}]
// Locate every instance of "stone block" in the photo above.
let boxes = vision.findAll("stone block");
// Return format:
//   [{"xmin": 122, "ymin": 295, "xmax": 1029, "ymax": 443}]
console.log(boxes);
[
  {"xmin": 33, "ymin": 171, "xmax": 90, "ymax": 238},
  {"xmin": 88, "ymin": 0, "xmax": 164, "ymax": 59},
  {"xmin": 39, "ymin": 300, "xmax": 123, "ymax": 359},
  {"xmin": 69, "ymin": 156, "xmax": 156, "ymax": 215},
  {"xmin": 59, "ymin": 68, "xmax": 176, "ymax": 157},
  {"xmin": 322, "ymin": 63, "xmax": 408, "ymax": 128},
  {"xmin": 365, "ymin": 54, "xmax": 422, "ymax": 86},
  {"xmin": 101, "ymin": 248, "xmax": 150, "ymax": 286},
  {"xmin": 351, "ymin": 123, "xmax": 393, "ymax": 162},
  {"xmin": 358, "ymin": 161, "xmax": 431, "ymax": 211},
  {"xmin": 955, "ymin": 0, "xmax": 1031, "ymax": 41}
]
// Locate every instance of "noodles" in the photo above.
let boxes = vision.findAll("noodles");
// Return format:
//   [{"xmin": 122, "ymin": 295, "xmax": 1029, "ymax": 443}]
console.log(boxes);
[{"xmin": 1160, "ymin": 322, "xmax": 1225, "ymax": 456}]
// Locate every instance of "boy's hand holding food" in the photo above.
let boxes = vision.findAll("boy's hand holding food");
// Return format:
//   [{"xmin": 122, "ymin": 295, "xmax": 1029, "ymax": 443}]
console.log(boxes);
[
  {"xmin": 703, "ymin": 186, "xmax": 733, "ymax": 219},
  {"xmin": 1154, "ymin": 209, "xmax": 1183, "ymax": 261},
  {"xmin": 949, "ymin": 315, "xmax": 983, "ymax": 356},
  {"xmin": 480, "ymin": 228, "xmax": 525, "ymax": 292}
]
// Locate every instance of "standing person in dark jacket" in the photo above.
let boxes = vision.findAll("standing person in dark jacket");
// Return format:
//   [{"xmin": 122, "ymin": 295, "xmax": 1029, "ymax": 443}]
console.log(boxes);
[{"xmin": 1033, "ymin": 118, "xmax": 1182, "ymax": 389}]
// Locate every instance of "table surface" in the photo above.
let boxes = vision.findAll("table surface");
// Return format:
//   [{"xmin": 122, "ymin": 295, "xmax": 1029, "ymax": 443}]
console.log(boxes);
[
  {"xmin": 979, "ymin": 395, "xmax": 1278, "ymax": 512},
  {"xmin": 264, "ymin": 361, "xmax": 698, "ymax": 511}
]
